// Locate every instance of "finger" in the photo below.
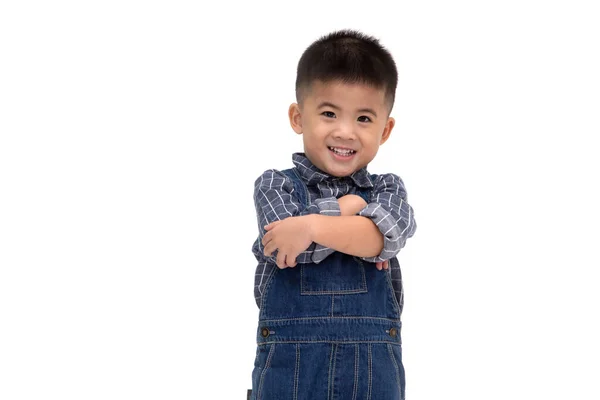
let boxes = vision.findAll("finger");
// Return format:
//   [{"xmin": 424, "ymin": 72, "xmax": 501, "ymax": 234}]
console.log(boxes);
[
  {"xmin": 383, "ymin": 260, "xmax": 389, "ymax": 270},
  {"xmin": 287, "ymin": 253, "xmax": 298, "ymax": 268},
  {"xmin": 376, "ymin": 262, "xmax": 382, "ymax": 270},
  {"xmin": 264, "ymin": 220, "xmax": 282, "ymax": 231},
  {"xmin": 261, "ymin": 231, "xmax": 272, "ymax": 246},
  {"xmin": 263, "ymin": 241, "xmax": 277, "ymax": 257},
  {"xmin": 276, "ymin": 248, "xmax": 287, "ymax": 269}
]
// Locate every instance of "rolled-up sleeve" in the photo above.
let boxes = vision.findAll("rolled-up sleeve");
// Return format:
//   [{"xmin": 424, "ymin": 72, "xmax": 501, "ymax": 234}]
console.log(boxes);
[
  {"xmin": 313, "ymin": 197, "xmax": 341, "ymax": 215},
  {"xmin": 357, "ymin": 173, "xmax": 416, "ymax": 262},
  {"xmin": 254, "ymin": 169, "xmax": 339, "ymax": 264}
]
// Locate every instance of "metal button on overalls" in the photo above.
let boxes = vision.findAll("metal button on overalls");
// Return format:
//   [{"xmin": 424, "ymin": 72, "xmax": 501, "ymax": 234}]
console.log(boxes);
[{"xmin": 251, "ymin": 167, "xmax": 406, "ymax": 399}]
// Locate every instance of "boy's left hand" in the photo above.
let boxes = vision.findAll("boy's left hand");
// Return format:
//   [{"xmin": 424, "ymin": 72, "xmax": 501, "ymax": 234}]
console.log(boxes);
[
  {"xmin": 263, "ymin": 216, "xmax": 313, "ymax": 269},
  {"xmin": 375, "ymin": 260, "xmax": 389, "ymax": 270}
]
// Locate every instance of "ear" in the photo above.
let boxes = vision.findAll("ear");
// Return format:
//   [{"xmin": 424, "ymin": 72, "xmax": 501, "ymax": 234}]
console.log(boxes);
[
  {"xmin": 288, "ymin": 103, "xmax": 303, "ymax": 134},
  {"xmin": 379, "ymin": 117, "xmax": 395, "ymax": 145}
]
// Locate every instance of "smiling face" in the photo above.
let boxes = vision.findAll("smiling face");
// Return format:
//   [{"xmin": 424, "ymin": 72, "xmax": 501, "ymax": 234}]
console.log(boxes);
[{"xmin": 289, "ymin": 80, "xmax": 395, "ymax": 177}]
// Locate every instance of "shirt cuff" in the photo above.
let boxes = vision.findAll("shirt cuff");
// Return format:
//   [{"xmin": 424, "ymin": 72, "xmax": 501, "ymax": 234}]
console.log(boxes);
[
  {"xmin": 358, "ymin": 203, "xmax": 403, "ymax": 262},
  {"xmin": 314, "ymin": 197, "xmax": 341, "ymax": 216},
  {"xmin": 310, "ymin": 197, "xmax": 340, "ymax": 263}
]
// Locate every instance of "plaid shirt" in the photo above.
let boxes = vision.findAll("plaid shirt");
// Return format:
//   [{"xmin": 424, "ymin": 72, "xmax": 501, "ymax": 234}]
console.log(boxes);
[{"xmin": 252, "ymin": 152, "xmax": 416, "ymax": 308}]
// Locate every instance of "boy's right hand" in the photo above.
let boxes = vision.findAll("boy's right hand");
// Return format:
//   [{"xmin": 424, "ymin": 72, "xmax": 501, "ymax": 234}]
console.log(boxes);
[{"xmin": 338, "ymin": 194, "xmax": 368, "ymax": 216}]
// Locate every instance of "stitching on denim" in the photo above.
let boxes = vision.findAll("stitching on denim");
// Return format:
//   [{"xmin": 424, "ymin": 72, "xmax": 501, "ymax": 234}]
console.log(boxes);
[
  {"xmin": 361, "ymin": 264, "xmax": 367, "ymax": 290},
  {"xmin": 293, "ymin": 344, "xmax": 300, "ymax": 400},
  {"xmin": 384, "ymin": 268, "xmax": 401, "ymax": 317},
  {"xmin": 399, "ymin": 285, "xmax": 404, "ymax": 312},
  {"xmin": 352, "ymin": 344, "xmax": 359, "ymax": 400},
  {"xmin": 300, "ymin": 288, "xmax": 368, "ymax": 295},
  {"xmin": 257, "ymin": 344, "xmax": 275, "ymax": 400},
  {"xmin": 281, "ymin": 169, "xmax": 301, "ymax": 208},
  {"xmin": 327, "ymin": 344, "xmax": 335, "ymax": 400},
  {"xmin": 367, "ymin": 344, "xmax": 372, "ymax": 400},
  {"xmin": 330, "ymin": 295, "xmax": 335, "ymax": 316},
  {"xmin": 259, "ymin": 316, "xmax": 401, "ymax": 323},
  {"xmin": 331, "ymin": 344, "xmax": 338, "ymax": 400},
  {"xmin": 258, "ymin": 267, "xmax": 278, "ymax": 320},
  {"xmin": 392, "ymin": 259, "xmax": 404, "ymax": 312},
  {"xmin": 290, "ymin": 168, "xmax": 309, "ymax": 209},
  {"xmin": 253, "ymin": 346, "xmax": 260, "ymax": 367},
  {"xmin": 258, "ymin": 339, "xmax": 399, "ymax": 345},
  {"xmin": 387, "ymin": 344, "xmax": 402, "ymax": 396},
  {"xmin": 300, "ymin": 263, "xmax": 368, "ymax": 295},
  {"xmin": 353, "ymin": 257, "xmax": 376, "ymax": 291}
]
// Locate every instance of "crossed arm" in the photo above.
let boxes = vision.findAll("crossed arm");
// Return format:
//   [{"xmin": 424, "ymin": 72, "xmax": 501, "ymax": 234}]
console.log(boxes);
[
  {"xmin": 254, "ymin": 170, "xmax": 416, "ymax": 270},
  {"xmin": 262, "ymin": 194, "xmax": 387, "ymax": 268}
]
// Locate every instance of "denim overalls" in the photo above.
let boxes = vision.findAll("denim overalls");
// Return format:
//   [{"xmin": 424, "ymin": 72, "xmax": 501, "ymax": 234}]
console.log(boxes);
[{"xmin": 251, "ymin": 167, "xmax": 405, "ymax": 400}]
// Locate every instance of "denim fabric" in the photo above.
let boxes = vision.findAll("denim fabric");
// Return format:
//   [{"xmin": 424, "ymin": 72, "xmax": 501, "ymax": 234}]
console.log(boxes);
[
  {"xmin": 252, "ymin": 153, "xmax": 416, "ymax": 309},
  {"xmin": 251, "ymin": 168, "xmax": 405, "ymax": 400}
]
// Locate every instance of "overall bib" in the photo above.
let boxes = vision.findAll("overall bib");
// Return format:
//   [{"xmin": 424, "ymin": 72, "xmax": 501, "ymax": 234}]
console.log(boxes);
[{"xmin": 251, "ymin": 168, "xmax": 405, "ymax": 400}]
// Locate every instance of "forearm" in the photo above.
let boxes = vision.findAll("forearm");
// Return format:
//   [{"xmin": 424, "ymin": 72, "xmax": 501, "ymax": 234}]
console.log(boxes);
[
  {"xmin": 355, "ymin": 173, "xmax": 417, "ymax": 262},
  {"xmin": 255, "ymin": 170, "xmax": 341, "ymax": 264},
  {"xmin": 357, "ymin": 200, "xmax": 416, "ymax": 262},
  {"xmin": 308, "ymin": 214, "xmax": 384, "ymax": 258}
]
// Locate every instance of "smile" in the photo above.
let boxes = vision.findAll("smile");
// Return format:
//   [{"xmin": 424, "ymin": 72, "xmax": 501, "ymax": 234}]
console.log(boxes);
[{"xmin": 328, "ymin": 146, "xmax": 356, "ymax": 156}]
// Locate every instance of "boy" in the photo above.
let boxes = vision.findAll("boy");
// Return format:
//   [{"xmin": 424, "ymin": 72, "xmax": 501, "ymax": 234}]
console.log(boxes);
[{"xmin": 250, "ymin": 30, "xmax": 416, "ymax": 400}]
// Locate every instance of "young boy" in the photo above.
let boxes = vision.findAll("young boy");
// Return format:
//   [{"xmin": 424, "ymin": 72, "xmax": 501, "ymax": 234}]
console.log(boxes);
[{"xmin": 250, "ymin": 30, "xmax": 417, "ymax": 400}]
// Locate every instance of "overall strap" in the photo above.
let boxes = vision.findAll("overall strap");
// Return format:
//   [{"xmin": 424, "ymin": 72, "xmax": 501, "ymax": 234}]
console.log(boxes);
[
  {"xmin": 281, "ymin": 168, "xmax": 309, "ymax": 210},
  {"xmin": 355, "ymin": 173, "xmax": 378, "ymax": 203}
]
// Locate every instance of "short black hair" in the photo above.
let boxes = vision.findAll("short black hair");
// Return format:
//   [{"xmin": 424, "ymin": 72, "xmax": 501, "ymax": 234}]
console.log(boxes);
[{"xmin": 295, "ymin": 29, "xmax": 398, "ymax": 112}]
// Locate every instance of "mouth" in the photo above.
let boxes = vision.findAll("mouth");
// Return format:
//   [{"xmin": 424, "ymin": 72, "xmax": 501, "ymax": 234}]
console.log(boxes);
[{"xmin": 328, "ymin": 146, "xmax": 356, "ymax": 157}]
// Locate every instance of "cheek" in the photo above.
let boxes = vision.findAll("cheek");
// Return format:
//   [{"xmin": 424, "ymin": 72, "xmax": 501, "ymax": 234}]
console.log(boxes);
[
  {"xmin": 305, "ymin": 124, "xmax": 329, "ymax": 140},
  {"xmin": 359, "ymin": 132, "xmax": 379, "ymax": 146},
  {"xmin": 358, "ymin": 137, "xmax": 382, "ymax": 157}
]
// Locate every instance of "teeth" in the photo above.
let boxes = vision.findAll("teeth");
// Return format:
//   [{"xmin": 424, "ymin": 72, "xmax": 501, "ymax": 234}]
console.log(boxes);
[{"xmin": 329, "ymin": 147, "xmax": 355, "ymax": 155}]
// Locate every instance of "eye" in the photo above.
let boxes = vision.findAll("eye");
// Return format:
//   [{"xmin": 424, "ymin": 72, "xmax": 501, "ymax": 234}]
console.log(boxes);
[
  {"xmin": 358, "ymin": 115, "xmax": 372, "ymax": 123},
  {"xmin": 322, "ymin": 111, "xmax": 336, "ymax": 118}
]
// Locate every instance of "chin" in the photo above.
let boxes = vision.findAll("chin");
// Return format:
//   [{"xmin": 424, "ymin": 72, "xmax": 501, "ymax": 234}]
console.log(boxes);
[{"xmin": 327, "ymin": 165, "xmax": 355, "ymax": 177}]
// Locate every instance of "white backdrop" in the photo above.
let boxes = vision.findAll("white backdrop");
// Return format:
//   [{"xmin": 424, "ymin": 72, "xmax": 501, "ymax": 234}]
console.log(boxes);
[{"xmin": 1, "ymin": 1, "xmax": 599, "ymax": 399}]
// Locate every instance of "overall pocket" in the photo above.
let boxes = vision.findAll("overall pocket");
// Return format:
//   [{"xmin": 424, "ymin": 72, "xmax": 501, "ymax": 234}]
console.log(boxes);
[{"xmin": 301, "ymin": 252, "xmax": 367, "ymax": 295}]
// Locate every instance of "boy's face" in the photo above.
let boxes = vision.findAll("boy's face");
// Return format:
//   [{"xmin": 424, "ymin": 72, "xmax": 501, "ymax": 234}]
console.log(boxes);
[{"xmin": 289, "ymin": 80, "xmax": 395, "ymax": 177}]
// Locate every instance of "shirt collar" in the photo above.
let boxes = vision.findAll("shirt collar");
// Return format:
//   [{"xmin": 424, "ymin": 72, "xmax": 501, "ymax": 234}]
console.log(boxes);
[{"xmin": 291, "ymin": 152, "xmax": 373, "ymax": 188}]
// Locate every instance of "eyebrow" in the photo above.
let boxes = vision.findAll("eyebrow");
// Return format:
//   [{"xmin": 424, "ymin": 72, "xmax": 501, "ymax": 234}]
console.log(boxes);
[{"xmin": 317, "ymin": 102, "xmax": 378, "ymax": 118}]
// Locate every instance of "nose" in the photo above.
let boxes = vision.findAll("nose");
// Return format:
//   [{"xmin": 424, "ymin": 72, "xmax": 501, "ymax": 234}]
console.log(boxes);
[{"xmin": 333, "ymin": 120, "xmax": 356, "ymax": 141}]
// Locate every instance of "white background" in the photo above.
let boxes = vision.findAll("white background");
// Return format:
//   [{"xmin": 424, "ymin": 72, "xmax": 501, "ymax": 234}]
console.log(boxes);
[{"xmin": 1, "ymin": 1, "xmax": 599, "ymax": 399}]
